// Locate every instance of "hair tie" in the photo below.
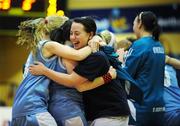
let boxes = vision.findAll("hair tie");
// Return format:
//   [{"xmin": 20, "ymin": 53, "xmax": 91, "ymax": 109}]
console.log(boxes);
[{"xmin": 44, "ymin": 19, "xmax": 48, "ymax": 24}]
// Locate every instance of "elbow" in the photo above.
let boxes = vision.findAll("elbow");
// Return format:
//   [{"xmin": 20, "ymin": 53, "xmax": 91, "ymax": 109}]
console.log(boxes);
[
  {"xmin": 73, "ymin": 52, "xmax": 87, "ymax": 61},
  {"xmin": 75, "ymin": 85, "xmax": 84, "ymax": 92},
  {"xmin": 67, "ymin": 81, "xmax": 76, "ymax": 88},
  {"xmin": 76, "ymin": 87, "xmax": 84, "ymax": 92},
  {"xmin": 70, "ymin": 53, "xmax": 82, "ymax": 61},
  {"xmin": 75, "ymin": 55, "xmax": 84, "ymax": 61}
]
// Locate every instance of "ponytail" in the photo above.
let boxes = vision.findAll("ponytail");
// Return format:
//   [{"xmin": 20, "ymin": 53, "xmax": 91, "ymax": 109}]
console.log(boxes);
[
  {"xmin": 50, "ymin": 20, "xmax": 72, "ymax": 44},
  {"xmin": 16, "ymin": 18, "xmax": 44, "ymax": 50},
  {"xmin": 152, "ymin": 24, "xmax": 161, "ymax": 41}
]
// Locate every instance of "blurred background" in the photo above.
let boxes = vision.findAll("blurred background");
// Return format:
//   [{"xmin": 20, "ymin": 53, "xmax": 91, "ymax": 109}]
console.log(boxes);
[{"xmin": 0, "ymin": 0, "xmax": 180, "ymax": 107}]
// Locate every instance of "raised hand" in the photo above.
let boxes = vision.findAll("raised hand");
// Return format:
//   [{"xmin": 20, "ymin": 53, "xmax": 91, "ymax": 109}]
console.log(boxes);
[{"xmin": 108, "ymin": 66, "xmax": 117, "ymax": 79}]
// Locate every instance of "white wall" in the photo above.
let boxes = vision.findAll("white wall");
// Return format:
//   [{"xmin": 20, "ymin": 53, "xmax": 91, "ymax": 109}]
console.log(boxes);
[{"xmin": 0, "ymin": 107, "xmax": 12, "ymax": 126}]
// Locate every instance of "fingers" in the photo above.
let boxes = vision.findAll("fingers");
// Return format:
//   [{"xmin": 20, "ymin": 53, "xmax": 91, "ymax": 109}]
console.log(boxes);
[
  {"xmin": 28, "ymin": 65, "xmax": 39, "ymax": 75},
  {"xmin": 88, "ymin": 35, "xmax": 104, "ymax": 53},
  {"xmin": 33, "ymin": 61, "xmax": 41, "ymax": 65},
  {"xmin": 29, "ymin": 62, "xmax": 39, "ymax": 71},
  {"xmin": 88, "ymin": 40, "xmax": 93, "ymax": 46},
  {"xmin": 89, "ymin": 41, "xmax": 100, "ymax": 53},
  {"xmin": 29, "ymin": 61, "xmax": 43, "ymax": 68},
  {"xmin": 91, "ymin": 42, "xmax": 99, "ymax": 53},
  {"xmin": 99, "ymin": 41, "xmax": 107, "ymax": 46},
  {"xmin": 28, "ymin": 65, "xmax": 34, "ymax": 71},
  {"xmin": 108, "ymin": 66, "xmax": 117, "ymax": 79}
]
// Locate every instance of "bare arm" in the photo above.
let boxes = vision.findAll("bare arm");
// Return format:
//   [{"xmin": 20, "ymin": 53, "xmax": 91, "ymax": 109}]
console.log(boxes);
[
  {"xmin": 44, "ymin": 35, "xmax": 103, "ymax": 61},
  {"xmin": 76, "ymin": 77, "xmax": 105, "ymax": 92},
  {"xmin": 76, "ymin": 66, "xmax": 116, "ymax": 92},
  {"xmin": 43, "ymin": 41, "xmax": 92, "ymax": 61},
  {"xmin": 166, "ymin": 55, "xmax": 180, "ymax": 69},
  {"xmin": 62, "ymin": 58, "xmax": 77, "ymax": 74},
  {"xmin": 29, "ymin": 62, "xmax": 116, "ymax": 91},
  {"xmin": 63, "ymin": 59, "xmax": 107, "ymax": 92},
  {"xmin": 29, "ymin": 62, "xmax": 87, "ymax": 87},
  {"xmin": 62, "ymin": 58, "xmax": 116, "ymax": 92}
]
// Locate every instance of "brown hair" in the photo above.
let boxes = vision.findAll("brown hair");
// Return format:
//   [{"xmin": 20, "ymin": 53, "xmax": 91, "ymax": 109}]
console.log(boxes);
[{"xmin": 115, "ymin": 39, "xmax": 132, "ymax": 50}]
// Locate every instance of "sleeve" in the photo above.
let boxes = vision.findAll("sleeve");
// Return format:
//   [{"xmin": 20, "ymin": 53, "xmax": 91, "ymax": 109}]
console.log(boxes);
[
  {"xmin": 74, "ymin": 51, "xmax": 110, "ymax": 81},
  {"xmin": 122, "ymin": 44, "xmax": 144, "ymax": 78}
]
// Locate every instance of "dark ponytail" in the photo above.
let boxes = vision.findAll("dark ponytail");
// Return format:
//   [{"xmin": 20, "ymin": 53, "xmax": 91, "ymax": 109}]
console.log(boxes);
[
  {"xmin": 50, "ymin": 20, "xmax": 72, "ymax": 44},
  {"xmin": 152, "ymin": 24, "xmax": 161, "ymax": 41},
  {"xmin": 50, "ymin": 28, "xmax": 64, "ymax": 44}
]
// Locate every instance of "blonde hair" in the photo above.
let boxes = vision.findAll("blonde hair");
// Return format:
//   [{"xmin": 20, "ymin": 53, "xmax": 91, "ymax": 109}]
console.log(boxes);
[
  {"xmin": 17, "ymin": 15, "xmax": 69, "ymax": 52},
  {"xmin": 100, "ymin": 30, "xmax": 116, "ymax": 47},
  {"xmin": 16, "ymin": 18, "xmax": 44, "ymax": 50},
  {"xmin": 115, "ymin": 39, "xmax": 132, "ymax": 50},
  {"xmin": 36, "ymin": 15, "xmax": 69, "ymax": 41}
]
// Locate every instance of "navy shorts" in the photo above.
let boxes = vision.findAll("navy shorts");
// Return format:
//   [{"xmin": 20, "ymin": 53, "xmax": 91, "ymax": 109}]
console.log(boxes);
[
  {"xmin": 164, "ymin": 109, "xmax": 180, "ymax": 126},
  {"xmin": 136, "ymin": 111, "xmax": 165, "ymax": 126}
]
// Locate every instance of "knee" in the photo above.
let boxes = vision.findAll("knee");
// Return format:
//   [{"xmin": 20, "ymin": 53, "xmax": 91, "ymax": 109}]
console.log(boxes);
[{"xmin": 65, "ymin": 116, "xmax": 85, "ymax": 126}]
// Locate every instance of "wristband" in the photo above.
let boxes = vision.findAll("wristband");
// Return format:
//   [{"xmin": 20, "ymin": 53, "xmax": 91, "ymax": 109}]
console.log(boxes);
[{"xmin": 102, "ymin": 72, "xmax": 112, "ymax": 83}]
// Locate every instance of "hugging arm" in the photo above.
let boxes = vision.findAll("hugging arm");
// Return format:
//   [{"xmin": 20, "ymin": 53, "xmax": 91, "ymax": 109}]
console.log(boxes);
[
  {"xmin": 166, "ymin": 55, "xmax": 180, "ymax": 69},
  {"xmin": 62, "ymin": 58, "xmax": 116, "ymax": 92},
  {"xmin": 43, "ymin": 34, "xmax": 105, "ymax": 62},
  {"xmin": 76, "ymin": 77, "xmax": 108, "ymax": 92},
  {"xmin": 44, "ymin": 41, "xmax": 92, "ymax": 61},
  {"xmin": 29, "ymin": 61, "xmax": 116, "ymax": 92}
]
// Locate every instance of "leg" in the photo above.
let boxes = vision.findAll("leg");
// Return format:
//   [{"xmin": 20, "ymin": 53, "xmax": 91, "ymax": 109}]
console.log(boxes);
[
  {"xmin": 11, "ymin": 113, "xmax": 55, "ymax": 126},
  {"xmin": 90, "ymin": 116, "xmax": 129, "ymax": 126},
  {"xmin": 36, "ymin": 112, "xmax": 57, "ymax": 126},
  {"xmin": 64, "ymin": 113, "xmax": 87, "ymax": 126}
]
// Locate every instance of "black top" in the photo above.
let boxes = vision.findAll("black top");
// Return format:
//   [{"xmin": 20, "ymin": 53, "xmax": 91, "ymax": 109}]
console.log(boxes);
[{"xmin": 74, "ymin": 51, "xmax": 130, "ymax": 121}]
